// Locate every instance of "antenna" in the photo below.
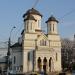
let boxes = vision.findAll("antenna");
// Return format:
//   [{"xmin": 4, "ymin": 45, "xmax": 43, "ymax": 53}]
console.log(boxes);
[{"xmin": 32, "ymin": 0, "xmax": 40, "ymax": 8}]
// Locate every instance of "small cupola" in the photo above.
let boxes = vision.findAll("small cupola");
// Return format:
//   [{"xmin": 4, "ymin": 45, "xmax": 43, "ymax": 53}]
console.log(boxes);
[
  {"xmin": 46, "ymin": 15, "xmax": 59, "ymax": 34},
  {"xmin": 23, "ymin": 8, "xmax": 43, "ymax": 33},
  {"xmin": 46, "ymin": 15, "xmax": 59, "ymax": 23}
]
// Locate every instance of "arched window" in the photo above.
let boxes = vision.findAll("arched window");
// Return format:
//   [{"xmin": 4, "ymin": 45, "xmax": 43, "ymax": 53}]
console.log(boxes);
[
  {"xmin": 26, "ymin": 22, "xmax": 29, "ymax": 30},
  {"xmin": 14, "ymin": 56, "xmax": 16, "ymax": 64},
  {"xmin": 38, "ymin": 20, "xmax": 41, "ymax": 27},
  {"xmin": 40, "ymin": 40, "xmax": 47, "ymax": 46},
  {"xmin": 43, "ymin": 57, "xmax": 47, "ymax": 64},
  {"xmin": 53, "ymin": 24, "xmax": 54, "ymax": 31},
  {"xmin": 30, "ymin": 22, "xmax": 32, "ymax": 30},
  {"xmin": 56, "ymin": 53, "xmax": 58, "ymax": 61},
  {"xmin": 38, "ymin": 57, "xmax": 41, "ymax": 63},
  {"xmin": 50, "ymin": 24, "xmax": 51, "ymax": 31},
  {"xmin": 49, "ymin": 57, "xmax": 52, "ymax": 67},
  {"xmin": 28, "ymin": 52, "xmax": 30, "ymax": 61},
  {"xmin": 44, "ymin": 40, "xmax": 46, "ymax": 46}
]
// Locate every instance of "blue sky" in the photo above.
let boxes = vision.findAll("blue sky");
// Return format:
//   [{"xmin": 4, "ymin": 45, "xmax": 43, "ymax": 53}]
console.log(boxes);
[{"xmin": 0, "ymin": 0, "xmax": 75, "ymax": 42}]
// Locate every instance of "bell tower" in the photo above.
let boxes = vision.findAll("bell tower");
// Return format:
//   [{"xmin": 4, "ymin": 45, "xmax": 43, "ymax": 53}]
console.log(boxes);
[
  {"xmin": 23, "ymin": 8, "xmax": 42, "ymax": 33},
  {"xmin": 46, "ymin": 15, "xmax": 59, "ymax": 34}
]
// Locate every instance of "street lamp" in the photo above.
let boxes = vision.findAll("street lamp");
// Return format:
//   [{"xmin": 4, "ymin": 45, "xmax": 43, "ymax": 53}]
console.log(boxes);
[
  {"xmin": 7, "ymin": 26, "xmax": 16, "ymax": 56},
  {"xmin": 10, "ymin": 26, "xmax": 16, "ymax": 43},
  {"xmin": 7, "ymin": 26, "xmax": 16, "ymax": 74}
]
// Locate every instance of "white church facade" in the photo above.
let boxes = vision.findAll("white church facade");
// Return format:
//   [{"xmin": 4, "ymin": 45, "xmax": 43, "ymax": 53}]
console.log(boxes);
[{"xmin": 10, "ymin": 8, "xmax": 62, "ymax": 74}]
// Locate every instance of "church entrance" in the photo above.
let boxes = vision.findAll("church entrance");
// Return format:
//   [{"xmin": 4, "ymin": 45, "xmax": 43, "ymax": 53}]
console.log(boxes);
[
  {"xmin": 49, "ymin": 57, "xmax": 52, "ymax": 72},
  {"xmin": 49, "ymin": 57, "xmax": 54, "ymax": 72},
  {"xmin": 37, "ymin": 57, "xmax": 42, "ymax": 72},
  {"xmin": 43, "ymin": 57, "xmax": 47, "ymax": 72}
]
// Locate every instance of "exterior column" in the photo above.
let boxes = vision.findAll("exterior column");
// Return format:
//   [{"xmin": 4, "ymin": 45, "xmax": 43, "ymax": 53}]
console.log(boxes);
[
  {"xmin": 23, "ymin": 51, "xmax": 28, "ymax": 73},
  {"xmin": 47, "ymin": 59, "xmax": 49, "ymax": 72},
  {"xmin": 41, "ymin": 58, "xmax": 43, "ymax": 72}
]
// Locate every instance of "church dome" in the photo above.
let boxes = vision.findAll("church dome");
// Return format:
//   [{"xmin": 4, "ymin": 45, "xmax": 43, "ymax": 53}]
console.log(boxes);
[
  {"xmin": 46, "ymin": 15, "xmax": 59, "ymax": 23},
  {"xmin": 24, "ymin": 15, "xmax": 36, "ymax": 21},
  {"xmin": 23, "ymin": 8, "xmax": 42, "ymax": 18}
]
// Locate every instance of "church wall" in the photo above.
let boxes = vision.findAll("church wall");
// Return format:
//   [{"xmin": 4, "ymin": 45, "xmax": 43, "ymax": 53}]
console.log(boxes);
[
  {"xmin": 48, "ymin": 34, "xmax": 62, "ymax": 71},
  {"xmin": 11, "ymin": 48, "xmax": 22, "ymax": 72},
  {"xmin": 23, "ymin": 50, "xmax": 35, "ymax": 73},
  {"xmin": 48, "ymin": 35, "xmax": 61, "ymax": 41},
  {"xmin": 24, "ymin": 40, "xmax": 35, "ymax": 47},
  {"xmin": 24, "ymin": 33, "xmax": 37, "ymax": 40},
  {"xmin": 23, "ymin": 50, "xmax": 28, "ymax": 73},
  {"xmin": 52, "ymin": 47, "xmax": 62, "ymax": 71}
]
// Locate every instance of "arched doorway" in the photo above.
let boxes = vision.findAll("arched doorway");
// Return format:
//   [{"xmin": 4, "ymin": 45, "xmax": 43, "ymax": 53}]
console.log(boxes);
[
  {"xmin": 49, "ymin": 57, "xmax": 54, "ymax": 72},
  {"xmin": 43, "ymin": 57, "xmax": 47, "ymax": 72},
  {"xmin": 49, "ymin": 57, "xmax": 52, "ymax": 72},
  {"xmin": 37, "ymin": 57, "xmax": 42, "ymax": 72}
]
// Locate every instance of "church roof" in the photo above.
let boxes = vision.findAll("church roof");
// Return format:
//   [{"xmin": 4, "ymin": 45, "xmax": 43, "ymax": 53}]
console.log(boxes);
[
  {"xmin": 24, "ymin": 15, "xmax": 36, "ymax": 21},
  {"xmin": 46, "ymin": 15, "xmax": 59, "ymax": 23},
  {"xmin": 23, "ymin": 8, "xmax": 42, "ymax": 18},
  {"xmin": 0, "ymin": 56, "xmax": 7, "ymax": 63},
  {"xmin": 11, "ymin": 42, "xmax": 22, "ymax": 48}
]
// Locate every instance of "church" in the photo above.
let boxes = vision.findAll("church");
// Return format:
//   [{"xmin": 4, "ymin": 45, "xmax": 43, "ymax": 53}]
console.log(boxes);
[{"xmin": 10, "ymin": 8, "xmax": 62, "ymax": 74}]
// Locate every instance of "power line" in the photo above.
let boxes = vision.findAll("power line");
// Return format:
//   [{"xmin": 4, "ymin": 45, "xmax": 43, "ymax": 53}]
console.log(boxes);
[
  {"xmin": 59, "ymin": 9, "xmax": 75, "ymax": 23},
  {"xmin": 0, "ymin": 41, "xmax": 8, "ymax": 44},
  {"xmin": 32, "ymin": 0, "xmax": 40, "ymax": 8},
  {"xmin": 41, "ymin": 9, "xmax": 75, "ymax": 29},
  {"xmin": 14, "ymin": 24, "xmax": 23, "ymax": 39}
]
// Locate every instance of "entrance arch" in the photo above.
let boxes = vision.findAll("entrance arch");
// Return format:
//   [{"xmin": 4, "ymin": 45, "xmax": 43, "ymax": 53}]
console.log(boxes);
[
  {"xmin": 49, "ymin": 57, "xmax": 54, "ymax": 72},
  {"xmin": 43, "ymin": 57, "xmax": 47, "ymax": 72},
  {"xmin": 37, "ymin": 57, "xmax": 42, "ymax": 72},
  {"xmin": 49, "ymin": 57, "xmax": 52, "ymax": 72}
]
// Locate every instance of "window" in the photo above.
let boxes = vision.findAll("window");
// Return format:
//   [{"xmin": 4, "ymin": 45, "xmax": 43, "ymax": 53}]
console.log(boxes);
[
  {"xmin": 50, "ymin": 24, "xmax": 51, "ymax": 31},
  {"xmin": 49, "ymin": 57, "xmax": 52, "ymax": 67},
  {"xmin": 27, "ymin": 25, "xmax": 28, "ymax": 31},
  {"xmin": 28, "ymin": 52, "xmax": 30, "ymax": 61},
  {"xmin": 40, "ymin": 39, "xmax": 47, "ymax": 46},
  {"xmin": 38, "ymin": 20, "xmax": 41, "ymax": 27},
  {"xmin": 31, "ymin": 22, "xmax": 32, "ymax": 30},
  {"xmin": 26, "ymin": 21, "xmax": 29, "ymax": 31},
  {"xmin": 14, "ymin": 56, "xmax": 16, "ymax": 64},
  {"xmin": 30, "ymin": 22, "xmax": 32, "ymax": 30},
  {"xmin": 56, "ymin": 53, "xmax": 58, "ymax": 61},
  {"xmin": 43, "ymin": 57, "xmax": 47, "ymax": 64},
  {"xmin": 53, "ymin": 24, "xmax": 54, "ymax": 31}
]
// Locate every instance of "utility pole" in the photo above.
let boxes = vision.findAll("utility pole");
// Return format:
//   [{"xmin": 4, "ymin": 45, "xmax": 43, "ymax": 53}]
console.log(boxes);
[
  {"xmin": 7, "ymin": 38, "xmax": 10, "ymax": 75},
  {"xmin": 7, "ymin": 26, "xmax": 16, "ymax": 75}
]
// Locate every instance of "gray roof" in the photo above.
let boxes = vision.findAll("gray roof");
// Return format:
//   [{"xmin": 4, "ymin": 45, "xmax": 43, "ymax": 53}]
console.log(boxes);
[
  {"xmin": 11, "ymin": 42, "xmax": 22, "ymax": 48},
  {"xmin": 0, "ymin": 56, "xmax": 7, "ymax": 63},
  {"xmin": 24, "ymin": 15, "xmax": 36, "ymax": 21},
  {"xmin": 46, "ymin": 15, "xmax": 59, "ymax": 23},
  {"xmin": 23, "ymin": 8, "xmax": 42, "ymax": 18}
]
